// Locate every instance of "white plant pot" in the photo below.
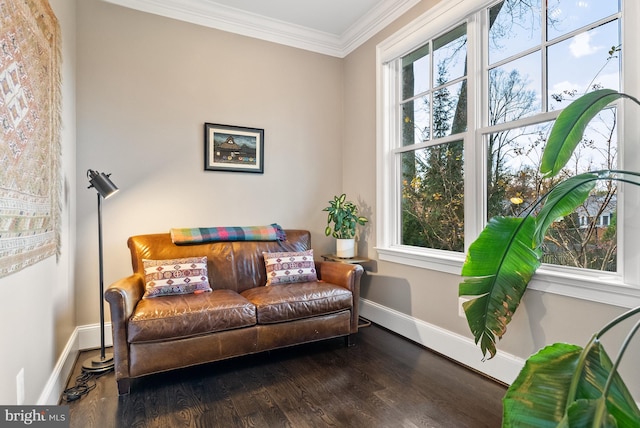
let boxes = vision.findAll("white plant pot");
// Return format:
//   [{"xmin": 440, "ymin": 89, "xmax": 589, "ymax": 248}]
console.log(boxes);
[{"xmin": 336, "ymin": 238, "xmax": 356, "ymax": 258}]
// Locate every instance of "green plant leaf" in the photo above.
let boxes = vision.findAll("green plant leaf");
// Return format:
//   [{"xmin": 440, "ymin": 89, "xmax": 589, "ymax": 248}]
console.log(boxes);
[
  {"xmin": 541, "ymin": 89, "xmax": 621, "ymax": 177},
  {"xmin": 559, "ymin": 399, "xmax": 617, "ymax": 428},
  {"xmin": 503, "ymin": 343, "xmax": 583, "ymax": 427},
  {"xmin": 534, "ymin": 173, "xmax": 597, "ymax": 246},
  {"xmin": 459, "ymin": 89, "xmax": 640, "ymax": 426},
  {"xmin": 462, "ymin": 170, "xmax": 640, "ymax": 360},
  {"xmin": 571, "ymin": 343, "xmax": 640, "ymax": 427},
  {"xmin": 459, "ymin": 216, "xmax": 540, "ymax": 359},
  {"xmin": 323, "ymin": 193, "xmax": 367, "ymax": 239},
  {"xmin": 503, "ymin": 341, "xmax": 640, "ymax": 428}
]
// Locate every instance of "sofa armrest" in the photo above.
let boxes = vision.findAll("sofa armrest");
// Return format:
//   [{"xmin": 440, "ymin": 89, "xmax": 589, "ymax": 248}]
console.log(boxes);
[
  {"xmin": 315, "ymin": 261, "xmax": 364, "ymax": 333},
  {"xmin": 315, "ymin": 261, "xmax": 362, "ymax": 292},
  {"xmin": 105, "ymin": 274, "xmax": 145, "ymax": 319},
  {"xmin": 104, "ymin": 274, "xmax": 145, "ymax": 385}
]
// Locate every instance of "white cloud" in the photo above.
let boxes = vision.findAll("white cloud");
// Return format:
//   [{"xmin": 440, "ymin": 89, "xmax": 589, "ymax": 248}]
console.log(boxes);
[{"xmin": 569, "ymin": 32, "xmax": 602, "ymax": 58}]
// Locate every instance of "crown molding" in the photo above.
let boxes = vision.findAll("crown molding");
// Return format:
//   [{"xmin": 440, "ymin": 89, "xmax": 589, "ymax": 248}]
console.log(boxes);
[
  {"xmin": 101, "ymin": 0, "xmax": 420, "ymax": 58},
  {"xmin": 340, "ymin": 0, "xmax": 421, "ymax": 56}
]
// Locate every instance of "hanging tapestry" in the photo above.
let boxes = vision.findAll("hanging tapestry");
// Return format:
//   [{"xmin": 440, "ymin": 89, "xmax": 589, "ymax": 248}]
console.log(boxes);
[{"xmin": 0, "ymin": 0, "xmax": 61, "ymax": 277}]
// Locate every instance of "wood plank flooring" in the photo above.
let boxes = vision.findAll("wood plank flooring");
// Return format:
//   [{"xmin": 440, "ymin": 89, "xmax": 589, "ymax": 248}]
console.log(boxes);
[{"xmin": 61, "ymin": 323, "xmax": 506, "ymax": 427}]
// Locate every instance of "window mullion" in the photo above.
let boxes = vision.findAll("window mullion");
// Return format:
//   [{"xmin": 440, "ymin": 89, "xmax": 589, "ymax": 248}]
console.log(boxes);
[
  {"xmin": 429, "ymin": 39, "xmax": 434, "ymax": 145},
  {"xmin": 464, "ymin": 11, "xmax": 483, "ymax": 250},
  {"xmin": 622, "ymin": 0, "xmax": 640, "ymax": 286},
  {"xmin": 541, "ymin": 1, "xmax": 548, "ymax": 113},
  {"xmin": 390, "ymin": 59, "xmax": 403, "ymax": 248}
]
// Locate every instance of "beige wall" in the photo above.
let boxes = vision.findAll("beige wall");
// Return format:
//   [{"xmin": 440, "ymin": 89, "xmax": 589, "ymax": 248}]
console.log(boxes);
[
  {"xmin": 75, "ymin": 0, "xmax": 345, "ymax": 325},
  {"xmin": 0, "ymin": 0, "xmax": 77, "ymax": 404}
]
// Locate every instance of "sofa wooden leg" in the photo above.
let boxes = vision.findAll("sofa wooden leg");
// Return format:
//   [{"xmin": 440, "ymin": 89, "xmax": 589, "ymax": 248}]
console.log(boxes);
[
  {"xmin": 345, "ymin": 334, "xmax": 356, "ymax": 347},
  {"xmin": 117, "ymin": 378, "xmax": 131, "ymax": 395}
]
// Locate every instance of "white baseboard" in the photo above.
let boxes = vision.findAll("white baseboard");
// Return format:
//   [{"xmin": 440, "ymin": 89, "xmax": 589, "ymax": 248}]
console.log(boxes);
[
  {"xmin": 359, "ymin": 298, "xmax": 525, "ymax": 385},
  {"xmin": 37, "ymin": 323, "xmax": 113, "ymax": 405},
  {"xmin": 77, "ymin": 322, "xmax": 113, "ymax": 350},
  {"xmin": 37, "ymin": 328, "xmax": 79, "ymax": 405}
]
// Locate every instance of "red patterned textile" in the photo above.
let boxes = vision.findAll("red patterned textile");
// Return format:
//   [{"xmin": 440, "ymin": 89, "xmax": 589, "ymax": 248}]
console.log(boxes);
[{"xmin": 0, "ymin": 0, "xmax": 61, "ymax": 277}]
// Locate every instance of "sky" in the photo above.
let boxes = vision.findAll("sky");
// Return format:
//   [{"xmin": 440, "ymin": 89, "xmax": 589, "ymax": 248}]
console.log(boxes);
[{"xmin": 490, "ymin": 0, "xmax": 620, "ymax": 111}]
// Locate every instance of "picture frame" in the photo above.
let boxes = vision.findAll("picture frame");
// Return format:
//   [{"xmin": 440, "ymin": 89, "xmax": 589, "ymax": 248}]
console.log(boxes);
[{"xmin": 204, "ymin": 123, "xmax": 264, "ymax": 173}]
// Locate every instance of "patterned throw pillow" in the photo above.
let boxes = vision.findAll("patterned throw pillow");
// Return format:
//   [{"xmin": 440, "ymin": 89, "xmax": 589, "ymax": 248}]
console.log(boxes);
[
  {"xmin": 142, "ymin": 256, "xmax": 212, "ymax": 298},
  {"xmin": 263, "ymin": 250, "xmax": 318, "ymax": 286}
]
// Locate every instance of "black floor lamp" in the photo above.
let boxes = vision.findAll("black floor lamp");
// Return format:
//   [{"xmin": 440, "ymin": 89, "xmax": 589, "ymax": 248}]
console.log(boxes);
[{"xmin": 83, "ymin": 169, "xmax": 119, "ymax": 373}]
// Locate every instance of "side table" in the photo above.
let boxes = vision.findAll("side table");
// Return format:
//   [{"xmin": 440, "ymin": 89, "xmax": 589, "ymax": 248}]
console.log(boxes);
[{"xmin": 320, "ymin": 254, "xmax": 372, "ymax": 264}]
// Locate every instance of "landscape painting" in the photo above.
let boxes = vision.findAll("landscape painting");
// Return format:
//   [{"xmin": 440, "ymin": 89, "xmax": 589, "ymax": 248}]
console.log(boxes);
[{"xmin": 204, "ymin": 123, "xmax": 264, "ymax": 173}]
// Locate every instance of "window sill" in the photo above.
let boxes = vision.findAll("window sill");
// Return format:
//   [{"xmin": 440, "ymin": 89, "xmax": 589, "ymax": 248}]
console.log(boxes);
[
  {"xmin": 376, "ymin": 246, "xmax": 466, "ymax": 275},
  {"xmin": 375, "ymin": 246, "xmax": 640, "ymax": 308}
]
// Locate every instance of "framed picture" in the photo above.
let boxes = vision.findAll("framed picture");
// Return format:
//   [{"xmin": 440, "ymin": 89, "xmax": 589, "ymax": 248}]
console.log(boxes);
[{"xmin": 204, "ymin": 123, "xmax": 264, "ymax": 173}]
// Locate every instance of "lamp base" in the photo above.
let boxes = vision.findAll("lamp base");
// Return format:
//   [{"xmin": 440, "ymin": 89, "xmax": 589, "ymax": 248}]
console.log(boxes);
[{"xmin": 82, "ymin": 352, "xmax": 114, "ymax": 373}]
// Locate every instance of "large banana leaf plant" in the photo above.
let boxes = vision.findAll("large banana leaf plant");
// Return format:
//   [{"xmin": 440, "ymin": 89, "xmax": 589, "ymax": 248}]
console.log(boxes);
[{"xmin": 458, "ymin": 89, "xmax": 640, "ymax": 426}]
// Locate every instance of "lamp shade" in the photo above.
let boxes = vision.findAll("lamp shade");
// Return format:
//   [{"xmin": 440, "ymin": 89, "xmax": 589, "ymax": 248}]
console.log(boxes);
[{"xmin": 87, "ymin": 169, "xmax": 119, "ymax": 199}]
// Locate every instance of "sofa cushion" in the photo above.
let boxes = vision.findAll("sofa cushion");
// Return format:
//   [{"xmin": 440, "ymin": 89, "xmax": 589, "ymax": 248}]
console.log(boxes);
[
  {"xmin": 240, "ymin": 282, "xmax": 352, "ymax": 324},
  {"xmin": 262, "ymin": 250, "xmax": 317, "ymax": 285},
  {"xmin": 142, "ymin": 256, "xmax": 212, "ymax": 298},
  {"xmin": 128, "ymin": 289, "xmax": 256, "ymax": 343}
]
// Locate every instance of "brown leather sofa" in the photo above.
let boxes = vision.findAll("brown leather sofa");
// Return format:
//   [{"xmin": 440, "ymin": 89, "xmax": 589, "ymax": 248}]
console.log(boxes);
[{"xmin": 105, "ymin": 230, "xmax": 363, "ymax": 395}]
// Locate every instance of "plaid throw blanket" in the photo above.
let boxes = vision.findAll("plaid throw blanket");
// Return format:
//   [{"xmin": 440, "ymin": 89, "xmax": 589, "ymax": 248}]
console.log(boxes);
[{"xmin": 171, "ymin": 223, "xmax": 287, "ymax": 244}]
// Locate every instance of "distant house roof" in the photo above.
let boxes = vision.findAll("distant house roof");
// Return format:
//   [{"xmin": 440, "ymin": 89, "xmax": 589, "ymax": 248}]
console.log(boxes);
[{"xmin": 575, "ymin": 194, "xmax": 616, "ymax": 218}]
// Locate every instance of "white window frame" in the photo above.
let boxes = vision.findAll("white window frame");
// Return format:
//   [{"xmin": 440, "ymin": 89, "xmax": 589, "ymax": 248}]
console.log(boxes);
[{"xmin": 376, "ymin": 0, "xmax": 640, "ymax": 308}]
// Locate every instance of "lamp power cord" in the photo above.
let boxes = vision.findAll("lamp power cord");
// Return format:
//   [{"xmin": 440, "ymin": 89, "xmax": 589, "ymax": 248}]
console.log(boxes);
[{"xmin": 61, "ymin": 368, "xmax": 112, "ymax": 402}]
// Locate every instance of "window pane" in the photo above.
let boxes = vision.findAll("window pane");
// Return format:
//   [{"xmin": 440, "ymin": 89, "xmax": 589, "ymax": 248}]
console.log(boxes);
[
  {"xmin": 548, "ymin": 20, "xmax": 620, "ymax": 110},
  {"xmin": 402, "ymin": 44, "xmax": 430, "ymax": 99},
  {"xmin": 489, "ymin": 51, "xmax": 542, "ymax": 125},
  {"xmin": 486, "ymin": 108, "xmax": 618, "ymax": 272},
  {"xmin": 434, "ymin": 81, "xmax": 467, "ymax": 137},
  {"xmin": 489, "ymin": 0, "xmax": 542, "ymax": 65},
  {"xmin": 433, "ymin": 24, "xmax": 467, "ymax": 86},
  {"xmin": 402, "ymin": 96, "xmax": 430, "ymax": 146},
  {"xmin": 401, "ymin": 140, "xmax": 464, "ymax": 252},
  {"xmin": 401, "ymin": 24, "xmax": 467, "ymax": 148},
  {"xmin": 487, "ymin": 122, "xmax": 550, "ymax": 219},
  {"xmin": 543, "ymin": 191, "xmax": 617, "ymax": 272},
  {"xmin": 547, "ymin": 0, "xmax": 619, "ymax": 41}
]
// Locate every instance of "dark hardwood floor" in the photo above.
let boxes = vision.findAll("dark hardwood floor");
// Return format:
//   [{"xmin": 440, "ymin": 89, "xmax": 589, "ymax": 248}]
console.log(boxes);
[{"xmin": 61, "ymin": 323, "xmax": 506, "ymax": 427}]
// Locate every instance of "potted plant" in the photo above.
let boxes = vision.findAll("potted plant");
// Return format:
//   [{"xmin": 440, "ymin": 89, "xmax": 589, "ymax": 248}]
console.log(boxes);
[
  {"xmin": 323, "ymin": 193, "xmax": 368, "ymax": 258},
  {"xmin": 459, "ymin": 89, "xmax": 640, "ymax": 425}
]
